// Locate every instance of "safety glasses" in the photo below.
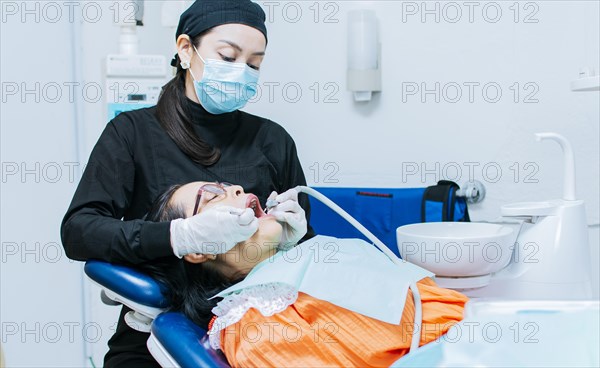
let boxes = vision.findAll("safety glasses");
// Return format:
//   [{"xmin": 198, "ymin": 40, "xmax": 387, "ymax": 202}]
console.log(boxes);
[{"xmin": 193, "ymin": 182, "xmax": 233, "ymax": 215}]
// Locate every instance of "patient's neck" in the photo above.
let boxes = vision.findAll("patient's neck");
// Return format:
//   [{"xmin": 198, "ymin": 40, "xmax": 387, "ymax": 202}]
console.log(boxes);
[{"xmin": 217, "ymin": 244, "xmax": 279, "ymax": 281}]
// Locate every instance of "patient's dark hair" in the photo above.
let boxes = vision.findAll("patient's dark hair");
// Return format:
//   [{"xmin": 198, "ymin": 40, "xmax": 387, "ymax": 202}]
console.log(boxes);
[{"xmin": 137, "ymin": 185, "xmax": 237, "ymax": 329}]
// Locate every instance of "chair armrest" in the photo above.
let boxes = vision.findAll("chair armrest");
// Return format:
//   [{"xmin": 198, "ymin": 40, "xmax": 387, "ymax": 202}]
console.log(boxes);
[{"xmin": 150, "ymin": 312, "xmax": 230, "ymax": 368}]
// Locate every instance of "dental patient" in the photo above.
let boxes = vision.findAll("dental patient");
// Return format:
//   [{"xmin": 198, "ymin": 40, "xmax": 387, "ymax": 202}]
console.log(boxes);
[{"xmin": 140, "ymin": 182, "xmax": 468, "ymax": 367}]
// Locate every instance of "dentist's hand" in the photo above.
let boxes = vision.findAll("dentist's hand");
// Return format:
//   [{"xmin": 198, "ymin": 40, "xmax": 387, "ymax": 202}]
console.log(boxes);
[
  {"xmin": 170, "ymin": 206, "xmax": 259, "ymax": 258},
  {"xmin": 267, "ymin": 189, "xmax": 307, "ymax": 250}
]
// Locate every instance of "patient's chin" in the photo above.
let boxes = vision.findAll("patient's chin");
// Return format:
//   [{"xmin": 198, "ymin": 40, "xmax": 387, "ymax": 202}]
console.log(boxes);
[
  {"xmin": 256, "ymin": 218, "xmax": 283, "ymax": 241},
  {"xmin": 243, "ymin": 224, "xmax": 281, "ymax": 255}
]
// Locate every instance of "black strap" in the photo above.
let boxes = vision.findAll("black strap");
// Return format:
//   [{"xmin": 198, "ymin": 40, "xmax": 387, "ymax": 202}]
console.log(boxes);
[{"xmin": 421, "ymin": 180, "xmax": 462, "ymax": 222}]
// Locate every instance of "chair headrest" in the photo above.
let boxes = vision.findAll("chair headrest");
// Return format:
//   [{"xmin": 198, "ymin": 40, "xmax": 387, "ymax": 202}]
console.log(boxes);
[{"xmin": 85, "ymin": 260, "xmax": 170, "ymax": 308}]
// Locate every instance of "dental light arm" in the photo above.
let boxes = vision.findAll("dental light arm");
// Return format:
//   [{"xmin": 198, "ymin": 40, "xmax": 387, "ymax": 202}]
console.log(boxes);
[{"xmin": 291, "ymin": 186, "xmax": 423, "ymax": 352}]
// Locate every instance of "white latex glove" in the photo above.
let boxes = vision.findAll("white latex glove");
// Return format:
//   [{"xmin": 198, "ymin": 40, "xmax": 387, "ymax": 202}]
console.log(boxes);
[
  {"xmin": 170, "ymin": 206, "xmax": 259, "ymax": 258},
  {"xmin": 267, "ymin": 188, "xmax": 308, "ymax": 250}
]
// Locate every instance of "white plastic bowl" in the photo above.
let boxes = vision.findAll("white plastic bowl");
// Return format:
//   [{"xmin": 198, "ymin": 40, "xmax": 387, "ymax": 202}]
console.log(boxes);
[{"xmin": 396, "ymin": 222, "xmax": 514, "ymax": 277}]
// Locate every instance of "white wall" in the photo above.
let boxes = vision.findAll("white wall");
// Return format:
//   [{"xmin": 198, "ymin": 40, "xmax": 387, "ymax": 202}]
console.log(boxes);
[
  {"xmin": 1, "ymin": 2, "xmax": 86, "ymax": 366},
  {"xmin": 243, "ymin": 0, "xmax": 600, "ymax": 295},
  {"xmin": 244, "ymin": 1, "xmax": 600, "ymax": 297},
  {"xmin": 247, "ymin": 1, "xmax": 600, "ymax": 222},
  {"xmin": 1, "ymin": 1, "xmax": 598, "ymax": 366}
]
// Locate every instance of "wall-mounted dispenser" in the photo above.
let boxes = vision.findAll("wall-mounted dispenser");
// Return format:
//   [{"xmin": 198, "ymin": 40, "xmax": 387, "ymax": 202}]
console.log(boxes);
[
  {"xmin": 104, "ymin": 0, "xmax": 169, "ymax": 120},
  {"xmin": 347, "ymin": 10, "xmax": 382, "ymax": 102},
  {"xmin": 571, "ymin": 67, "xmax": 600, "ymax": 92}
]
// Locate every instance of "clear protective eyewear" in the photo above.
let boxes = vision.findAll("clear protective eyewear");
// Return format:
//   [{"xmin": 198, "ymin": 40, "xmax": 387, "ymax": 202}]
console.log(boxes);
[{"xmin": 193, "ymin": 182, "xmax": 233, "ymax": 215}]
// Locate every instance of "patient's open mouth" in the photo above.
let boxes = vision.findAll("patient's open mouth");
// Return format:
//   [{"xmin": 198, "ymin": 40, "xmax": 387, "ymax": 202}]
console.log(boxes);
[{"xmin": 246, "ymin": 194, "xmax": 268, "ymax": 218}]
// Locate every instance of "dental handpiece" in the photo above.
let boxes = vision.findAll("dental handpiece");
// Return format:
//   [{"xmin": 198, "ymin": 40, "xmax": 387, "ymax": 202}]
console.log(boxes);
[{"xmin": 265, "ymin": 198, "xmax": 279, "ymax": 212}]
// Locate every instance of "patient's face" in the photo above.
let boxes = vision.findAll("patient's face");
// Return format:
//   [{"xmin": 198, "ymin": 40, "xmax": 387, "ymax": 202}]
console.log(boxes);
[{"xmin": 170, "ymin": 182, "xmax": 282, "ymax": 276}]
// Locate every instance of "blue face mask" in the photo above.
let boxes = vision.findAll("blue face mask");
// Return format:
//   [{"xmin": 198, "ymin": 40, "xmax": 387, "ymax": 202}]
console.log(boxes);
[{"xmin": 190, "ymin": 46, "xmax": 260, "ymax": 115}]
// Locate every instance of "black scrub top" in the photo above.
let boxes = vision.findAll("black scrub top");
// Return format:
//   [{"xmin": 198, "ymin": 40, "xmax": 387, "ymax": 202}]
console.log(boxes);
[{"xmin": 61, "ymin": 98, "xmax": 315, "ymax": 265}]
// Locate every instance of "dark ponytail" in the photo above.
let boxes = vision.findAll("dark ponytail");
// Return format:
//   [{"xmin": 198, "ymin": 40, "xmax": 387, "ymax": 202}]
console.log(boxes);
[{"xmin": 156, "ymin": 33, "xmax": 221, "ymax": 166}]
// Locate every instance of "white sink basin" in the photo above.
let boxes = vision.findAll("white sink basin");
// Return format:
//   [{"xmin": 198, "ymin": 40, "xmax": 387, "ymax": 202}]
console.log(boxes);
[{"xmin": 396, "ymin": 222, "xmax": 514, "ymax": 277}]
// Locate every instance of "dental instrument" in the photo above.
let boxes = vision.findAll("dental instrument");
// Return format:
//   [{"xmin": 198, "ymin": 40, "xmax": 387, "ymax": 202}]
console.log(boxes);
[
  {"xmin": 290, "ymin": 186, "xmax": 424, "ymax": 353},
  {"xmin": 265, "ymin": 198, "xmax": 279, "ymax": 212}
]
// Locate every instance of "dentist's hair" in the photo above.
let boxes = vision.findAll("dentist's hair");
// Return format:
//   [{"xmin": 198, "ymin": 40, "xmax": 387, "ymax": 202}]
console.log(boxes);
[
  {"xmin": 137, "ymin": 184, "xmax": 236, "ymax": 329},
  {"xmin": 156, "ymin": 31, "xmax": 221, "ymax": 166}
]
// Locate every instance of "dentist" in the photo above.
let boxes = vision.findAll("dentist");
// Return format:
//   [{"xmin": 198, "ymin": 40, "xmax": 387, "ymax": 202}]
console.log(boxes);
[{"xmin": 60, "ymin": 1, "xmax": 313, "ymax": 366}]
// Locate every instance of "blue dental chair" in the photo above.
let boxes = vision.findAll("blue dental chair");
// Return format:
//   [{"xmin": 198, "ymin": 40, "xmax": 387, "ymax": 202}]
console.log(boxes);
[
  {"xmin": 85, "ymin": 186, "xmax": 466, "ymax": 367},
  {"xmin": 85, "ymin": 260, "xmax": 229, "ymax": 367}
]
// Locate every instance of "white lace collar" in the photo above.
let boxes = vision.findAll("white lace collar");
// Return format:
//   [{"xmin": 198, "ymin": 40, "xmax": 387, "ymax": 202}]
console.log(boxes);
[{"xmin": 208, "ymin": 282, "xmax": 298, "ymax": 350}]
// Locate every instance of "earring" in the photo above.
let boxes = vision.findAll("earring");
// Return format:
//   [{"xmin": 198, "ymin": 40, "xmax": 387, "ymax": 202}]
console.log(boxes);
[{"xmin": 181, "ymin": 60, "xmax": 191, "ymax": 69}]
